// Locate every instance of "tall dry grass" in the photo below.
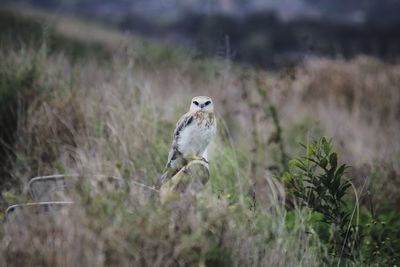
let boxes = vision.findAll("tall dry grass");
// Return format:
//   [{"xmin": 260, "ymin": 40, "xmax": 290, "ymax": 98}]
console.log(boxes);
[
  {"xmin": 281, "ymin": 57, "xmax": 400, "ymax": 166},
  {"xmin": 0, "ymin": 47, "xmax": 328, "ymax": 266}
]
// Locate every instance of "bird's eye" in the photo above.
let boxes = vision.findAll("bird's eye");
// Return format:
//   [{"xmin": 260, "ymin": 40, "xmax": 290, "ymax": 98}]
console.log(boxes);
[
  {"xmin": 193, "ymin": 101, "xmax": 199, "ymax": 106},
  {"xmin": 204, "ymin": 101, "xmax": 211, "ymax": 106}
]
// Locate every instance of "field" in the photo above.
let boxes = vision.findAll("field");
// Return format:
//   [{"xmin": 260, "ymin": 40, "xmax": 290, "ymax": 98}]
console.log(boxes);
[{"xmin": 0, "ymin": 7, "xmax": 399, "ymax": 266}]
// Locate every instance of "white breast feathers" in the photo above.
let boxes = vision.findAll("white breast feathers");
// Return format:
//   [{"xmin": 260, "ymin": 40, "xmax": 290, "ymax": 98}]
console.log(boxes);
[{"xmin": 177, "ymin": 112, "xmax": 216, "ymax": 159}]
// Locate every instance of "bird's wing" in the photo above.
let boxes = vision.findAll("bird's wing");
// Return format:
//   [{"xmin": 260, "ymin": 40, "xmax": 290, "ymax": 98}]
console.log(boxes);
[
  {"xmin": 167, "ymin": 112, "xmax": 194, "ymax": 165},
  {"xmin": 173, "ymin": 112, "xmax": 194, "ymax": 141},
  {"xmin": 156, "ymin": 113, "xmax": 194, "ymax": 189}
]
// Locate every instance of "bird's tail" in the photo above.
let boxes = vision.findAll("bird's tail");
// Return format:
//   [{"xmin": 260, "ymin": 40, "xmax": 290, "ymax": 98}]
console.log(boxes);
[{"xmin": 155, "ymin": 167, "xmax": 178, "ymax": 189}]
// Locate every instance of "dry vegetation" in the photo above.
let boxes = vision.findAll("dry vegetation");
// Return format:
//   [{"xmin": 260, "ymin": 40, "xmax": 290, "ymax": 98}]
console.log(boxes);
[{"xmin": 0, "ymin": 7, "xmax": 399, "ymax": 266}]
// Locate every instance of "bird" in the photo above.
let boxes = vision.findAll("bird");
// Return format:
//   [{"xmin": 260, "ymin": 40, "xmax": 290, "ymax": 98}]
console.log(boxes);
[{"xmin": 156, "ymin": 96, "xmax": 217, "ymax": 189}]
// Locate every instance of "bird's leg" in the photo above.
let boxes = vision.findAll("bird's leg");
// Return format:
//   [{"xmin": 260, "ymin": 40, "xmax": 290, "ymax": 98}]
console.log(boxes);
[
  {"xmin": 188, "ymin": 155, "xmax": 203, "ymax": 161},
  {"xmin": 187, "ymin": 155, "xmax": 208, "ymax": 163}
]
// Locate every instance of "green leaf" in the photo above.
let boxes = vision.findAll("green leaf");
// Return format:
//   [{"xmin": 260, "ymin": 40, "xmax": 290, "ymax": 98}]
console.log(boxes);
[
  {"xmin": 332, "ymin": 175, "xmax": 341, "ymax": 191},
  {"xmin": 335, "ymin": 164, "xmax": 347, "ymax": 179},
  {"xmin": 282, "ymin": 172, "xmax": 292, "ymax": 183},
  {"xmin": 307, "ymin": 144, "xmax": 316, "ymax": 157},
  {"xmin": 329, "ymin": 153, "xmax": 337, "ymax": 170},
  {"xmin": 289, "ymin": 159, "xmax": 302, "ymax": 168},
  {"xmin": 327, "ymin": 167, "xmax": 336, "ymax": 181},
  {"xmin": 320, "ymin": 158, "xmax": 328, "ymax": 169},
  {"xmin": 321, "ymin": 137, "xmax": 331, "ymax": 155},
  {"xmin": 339, "ymin": 182, "xmax": 352, "ymax": 196}
]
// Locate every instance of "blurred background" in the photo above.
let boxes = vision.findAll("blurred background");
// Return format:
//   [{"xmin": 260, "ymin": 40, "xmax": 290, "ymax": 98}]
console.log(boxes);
[{"xmin": 3, "ymin": 0, "xmax": 400, "ymax": 68}]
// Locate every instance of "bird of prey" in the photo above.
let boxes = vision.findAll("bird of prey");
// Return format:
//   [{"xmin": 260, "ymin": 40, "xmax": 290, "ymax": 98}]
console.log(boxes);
[{"xmin": 156, "ymin": 96, "xmax": 217, "ymax": 189}]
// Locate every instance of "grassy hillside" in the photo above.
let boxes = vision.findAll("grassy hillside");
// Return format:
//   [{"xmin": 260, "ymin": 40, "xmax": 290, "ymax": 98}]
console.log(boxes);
[{"xmin": 0, "ymin": 7, "xmax": 399, "ymax": 266}]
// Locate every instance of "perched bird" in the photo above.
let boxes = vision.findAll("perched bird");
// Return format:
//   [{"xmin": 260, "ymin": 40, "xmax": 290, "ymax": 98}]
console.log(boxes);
[{"xmin": 156, "ymin": 96, "xmax": 217, "ymax": 189}]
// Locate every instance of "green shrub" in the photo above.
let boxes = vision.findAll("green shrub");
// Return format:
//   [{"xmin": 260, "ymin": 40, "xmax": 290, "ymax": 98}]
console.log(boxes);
[
  {"xmin": 360, "ymin": 211, "xmax": 400, "ymax": 265},
  {"xmin": 284, "ymin": 137, "xmax": 360, "ymax": 264}
]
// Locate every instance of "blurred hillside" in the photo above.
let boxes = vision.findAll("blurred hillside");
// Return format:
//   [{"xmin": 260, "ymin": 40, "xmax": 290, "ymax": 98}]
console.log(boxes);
[
  {"xmin": 3, "ymin": 0, "xmax": 400, "ymax": 68},
  {"xmin": 4, "ymin": 0, "xmax": 400, "ymax": 22}
]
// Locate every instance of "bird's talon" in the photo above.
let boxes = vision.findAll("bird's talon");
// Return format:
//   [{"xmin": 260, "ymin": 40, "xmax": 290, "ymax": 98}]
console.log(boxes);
[{"xmin": 189, "ymin": 155, "xmax": 203, "ymax": 161}]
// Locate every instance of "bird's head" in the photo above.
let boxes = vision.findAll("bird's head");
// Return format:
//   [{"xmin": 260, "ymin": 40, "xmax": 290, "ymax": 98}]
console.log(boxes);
[{"xmin": 189, "ymin": 96, "xmax": 214, "ymax": 113}]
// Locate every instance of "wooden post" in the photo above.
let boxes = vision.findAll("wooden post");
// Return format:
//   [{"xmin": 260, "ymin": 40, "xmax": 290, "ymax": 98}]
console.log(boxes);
[{"xmin": 159, "ymin": 159, "xmax": 210, "ymax": 204}]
